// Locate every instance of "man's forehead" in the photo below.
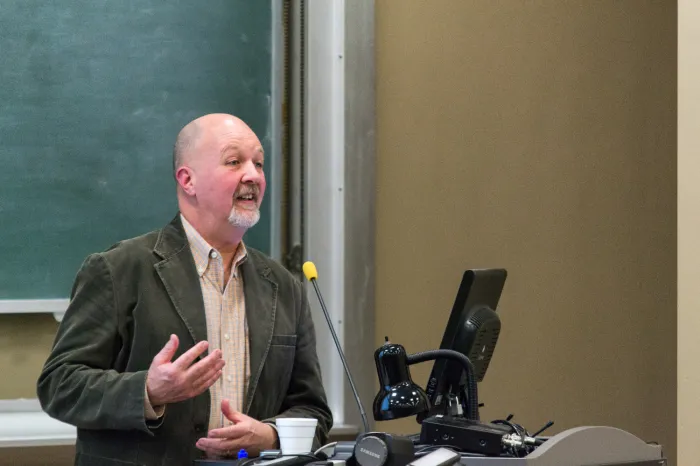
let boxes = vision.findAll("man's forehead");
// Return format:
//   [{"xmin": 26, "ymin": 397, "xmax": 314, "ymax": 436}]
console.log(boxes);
[{"xmin": 220, "ymin": 142, "xmax": 265, "ymax": 156}]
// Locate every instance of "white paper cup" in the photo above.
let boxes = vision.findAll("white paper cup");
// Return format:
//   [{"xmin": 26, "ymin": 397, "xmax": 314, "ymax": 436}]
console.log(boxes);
[{"xmin": 275, "ymin": 417, "xmax": 318, "ymax": 455}]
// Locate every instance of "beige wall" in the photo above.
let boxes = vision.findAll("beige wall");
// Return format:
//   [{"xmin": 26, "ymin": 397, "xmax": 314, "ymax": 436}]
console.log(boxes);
[
  {"xmin": 2, "ymin": 314, "xmax": 59, "ymax": 399},
  {"xmin": 677, "ymin": 0, "xmax": 698, "ymax": 464},
  {"xmin": 374, "ymin": 0, "xmax": 677, "ymax": 464}
]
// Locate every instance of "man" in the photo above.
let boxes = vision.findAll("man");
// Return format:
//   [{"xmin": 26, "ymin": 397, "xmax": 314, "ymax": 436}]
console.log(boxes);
[{"xmin": 37, "ymin": 114, "xmax": 332, "ymax": 466}]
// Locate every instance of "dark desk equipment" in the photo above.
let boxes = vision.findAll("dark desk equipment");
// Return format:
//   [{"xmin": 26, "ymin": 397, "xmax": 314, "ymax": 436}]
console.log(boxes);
[
  {"xmin": 371, "ymin": 340, "xmax": 431, "ymax": 421},
  {"xmin": 421, "ymin": 269, "xmax": 507, "ymax": 421},
  {"xmin": 372, "ymin": 341, "xmax": 481, "ymax": 422},
  {"xmin": 371, "ymin": 269, "xmax": 509, "ymax": 456},
  {"xmin": 419, "ymin": 417, "xmax": 512, "ymax": 457},
  {"xmin": 353, "ymin": 433, "xmax": 415, "ymax": 466},
  {"xmin": 365, "ymin": 269, "xmax": 666, "ymax": 464},
  {"xmin": 373, "ymin": 269, "xmax": 507, "ymax": 426},
  {"xmin": 270, "ymin": 267, "xmax": 668, "ymax": 466},
  {"xmin": 407, "ymin": 448, "xmax": 460, "ymax": 466},
  {"xmin": 310, "ymin": 428, "xmax": 666, "ymax": 465}
]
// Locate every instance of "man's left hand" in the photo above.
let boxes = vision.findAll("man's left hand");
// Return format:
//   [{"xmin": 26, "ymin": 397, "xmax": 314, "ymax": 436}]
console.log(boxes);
[{"xmin": 196, "ymin": 399, "xmax": 279, "ymax": 458}]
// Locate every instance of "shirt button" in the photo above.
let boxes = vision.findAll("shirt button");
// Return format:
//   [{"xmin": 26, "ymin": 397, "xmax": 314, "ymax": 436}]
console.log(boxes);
[
  {"xmin": 211, "ymin": 251, "xmax": 218, "ymax": 259},
  {"xmin": 227, "ymin": 375, "xmax": 233, "ymax": 382},
  {"xmin": 224, "ymin": 334, "xmax": 230, "ymax": 340}
]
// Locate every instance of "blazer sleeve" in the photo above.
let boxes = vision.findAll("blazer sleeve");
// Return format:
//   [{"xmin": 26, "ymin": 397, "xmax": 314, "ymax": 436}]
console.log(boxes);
[
  {"xmin": 264, "ymin": 279, "xmax": 334, "ymax": 448},
  {"xmin": 36, "ymin": 253, "xmax": 161, "ymax": 434}
]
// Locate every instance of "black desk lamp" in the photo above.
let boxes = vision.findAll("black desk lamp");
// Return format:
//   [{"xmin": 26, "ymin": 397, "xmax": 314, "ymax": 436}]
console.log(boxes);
[
  {"xmin": 372, "ymin": 338, "xmax": 430, "ymax": 421},
  {"xmin": 373, "ymin": 269, "xmax": 509, "ymax": 423},
  {"xmin": 372, "ymin": 338, "xmax": 479, "ymax": 422}
]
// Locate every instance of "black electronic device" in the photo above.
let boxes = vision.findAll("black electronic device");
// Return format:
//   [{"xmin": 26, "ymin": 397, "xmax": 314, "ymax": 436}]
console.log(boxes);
[
  {"xmin": 419, "ymin": 415, "xmax": 512, "ymax": 457},
  {"xmin": 421, "ymin": 269, "xmax": 507, "ymax": 420},
  {"xmin": 353, "ymin": 432, "xmax": 415, "ymax": 466},
  {"xmin": 406, "ymin": 448, "xmax": 460, "ymax": 466}
]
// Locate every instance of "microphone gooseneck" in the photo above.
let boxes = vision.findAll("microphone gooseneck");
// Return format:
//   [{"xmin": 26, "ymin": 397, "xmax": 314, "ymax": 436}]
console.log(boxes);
[{"xmin": 303, "ymin": 261, "xmax": 370, "ymax": 434}]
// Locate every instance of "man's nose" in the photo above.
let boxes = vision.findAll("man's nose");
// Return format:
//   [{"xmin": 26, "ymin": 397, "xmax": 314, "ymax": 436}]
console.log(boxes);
[{"xmin": 241, "ymin": 160, "xmax": 263, "ymax": 183}]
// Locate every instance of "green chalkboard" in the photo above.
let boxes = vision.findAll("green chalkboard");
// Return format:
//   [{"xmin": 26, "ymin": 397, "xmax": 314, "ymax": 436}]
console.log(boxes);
[{"xmin": 0, "ymin": 1, "xmax": 275, "ymax": 299}]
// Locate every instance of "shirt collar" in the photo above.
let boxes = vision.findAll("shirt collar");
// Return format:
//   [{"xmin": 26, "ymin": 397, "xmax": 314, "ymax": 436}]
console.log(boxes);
[{"xmin": 180, "ymin": 214, "xmax": 248, "ymax": 277}]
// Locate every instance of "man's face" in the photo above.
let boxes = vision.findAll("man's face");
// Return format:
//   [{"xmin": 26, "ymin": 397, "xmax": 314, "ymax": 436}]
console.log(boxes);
[{"xmin": 189, "ymin": 120, "xmax": 266, "ymax": 229}]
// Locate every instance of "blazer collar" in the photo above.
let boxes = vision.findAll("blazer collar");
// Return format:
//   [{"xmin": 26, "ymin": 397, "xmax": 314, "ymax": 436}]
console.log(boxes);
[
  {"xmin": 152, "ymin": 215, "xmax": 208, "ymax": 345},
  {"xmin": 239, "ymin": 250, "xmax": 277, "ymax": 413}
]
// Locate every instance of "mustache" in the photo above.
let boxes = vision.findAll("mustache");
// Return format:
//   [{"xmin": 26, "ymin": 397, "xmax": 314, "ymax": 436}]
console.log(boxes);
[{"xmin": 235, "ymin": 185, "xmax": 260, "ymax": 197}]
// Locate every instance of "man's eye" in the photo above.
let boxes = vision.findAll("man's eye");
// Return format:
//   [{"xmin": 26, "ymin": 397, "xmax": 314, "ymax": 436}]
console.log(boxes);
[
  {"xmin": 256, "ymin": 162, "xmax": 264, "ymax": 168},
  {"xmin": 227, "ymin": 160, "xmax": 239, "ymax": 166}
]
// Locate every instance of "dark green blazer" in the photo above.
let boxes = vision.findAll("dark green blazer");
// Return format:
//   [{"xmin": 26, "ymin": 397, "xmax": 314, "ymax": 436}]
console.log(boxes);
[{"xmin": 37, "ymin": 216, "xmax": 332, "ymax": 466}]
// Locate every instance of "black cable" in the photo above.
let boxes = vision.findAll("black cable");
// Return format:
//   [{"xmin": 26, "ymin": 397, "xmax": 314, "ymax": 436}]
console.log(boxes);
[
  {"xmin": 531, "ymin": 420, "xmax": 554, "ymax": 437},
  {"xmin": 482, "ymin": 415, "xmax": 554, "ymax": 458},
  {"xmin": 491, "ymin": 419, "xmax": 531, "ymax": 458},
  {"xmin": 407, "ymin": 349, "xmax": 479, "ymax": 420}
]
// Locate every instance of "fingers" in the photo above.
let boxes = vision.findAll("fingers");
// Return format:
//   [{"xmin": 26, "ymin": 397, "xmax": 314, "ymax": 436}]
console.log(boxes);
[
  {"xmin": 196, "ymin": 437, "xmax": 238, "ymax": 457},
  {"xmin": 187, "ymin": 349, "xmax": 224, "ymax": 380},
  {"xmin": 221, "ymin": 399, "xmax": 233, "ymax": 421},
  {"xmin": 173, "ymin": 340, "xmax": 210, "ymax": 369},
  {"xmin": 192, "ymin": 368, "xmax": 223, "ymax": 395},
  {"xmin": 197, "ymin": 358, "xmax": 225, "ymax": 385},
  {"xmin": 187, "ymin": 361, "xmax": 225, "ymax": 396},
  {"xmin": 208, "ymin": 423, "xmax": 248, "ymax": 440},
  {"xmin": 151, "ymin": 334, "xmax": 179, "ymax": 366},
  {"xmin": 221, "ymin": 400, "xmax": 247, "ymax": 424}
]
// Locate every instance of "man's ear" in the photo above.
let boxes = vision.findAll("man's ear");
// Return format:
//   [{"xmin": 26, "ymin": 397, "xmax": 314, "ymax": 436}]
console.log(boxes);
[{"xmin": 175, "ymin": 166, "xmax": 196, "ymax": 196}]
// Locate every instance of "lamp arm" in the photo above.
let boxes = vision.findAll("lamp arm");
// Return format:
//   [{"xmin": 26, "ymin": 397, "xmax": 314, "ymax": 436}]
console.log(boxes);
[{"xmin": 407, "ymin": 349, "xmax": 479, "ymax": 421}]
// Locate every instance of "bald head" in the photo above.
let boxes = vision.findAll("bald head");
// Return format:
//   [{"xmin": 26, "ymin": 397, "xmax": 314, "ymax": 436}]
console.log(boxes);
[
  {"xmin": 173, "ymin": 112, "xmax": 266, "ymax": 241},
  {"xmin": 172, "ymin": 113, "xmax": 258, "ymax": 174}
]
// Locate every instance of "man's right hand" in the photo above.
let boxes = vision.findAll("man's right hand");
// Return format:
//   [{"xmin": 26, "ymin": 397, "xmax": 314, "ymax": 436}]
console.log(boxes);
[{"xmin": 146, "ymin": 334, "xmax": 225, "ymax": 407}]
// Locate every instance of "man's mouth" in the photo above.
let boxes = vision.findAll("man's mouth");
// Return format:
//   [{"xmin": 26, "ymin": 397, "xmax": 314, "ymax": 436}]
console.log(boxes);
[{"xmin": 234, "ymin": 187, "xmax": 259, "ymax": 205}]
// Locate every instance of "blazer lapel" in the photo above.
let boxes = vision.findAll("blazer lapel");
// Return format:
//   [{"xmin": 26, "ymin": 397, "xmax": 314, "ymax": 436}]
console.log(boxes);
[
  {"xmin": 153, "ymin": 216, "xmax": 208, "ymax": 345},
  {"xmin": 241, "ymin": 256, "xmax": 278, "ymax": 414}
]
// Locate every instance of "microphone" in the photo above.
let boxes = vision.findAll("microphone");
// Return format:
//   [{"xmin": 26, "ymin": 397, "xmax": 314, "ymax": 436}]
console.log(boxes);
[{"xmin": 302, "ymin": 261, "xmax": 370, "ymax": 434}]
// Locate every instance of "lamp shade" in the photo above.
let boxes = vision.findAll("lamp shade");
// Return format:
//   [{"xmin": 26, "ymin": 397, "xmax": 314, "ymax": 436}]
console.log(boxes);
[{"xmin": 372, "ymin": 341, "xmax": 430, "ymax": 421}]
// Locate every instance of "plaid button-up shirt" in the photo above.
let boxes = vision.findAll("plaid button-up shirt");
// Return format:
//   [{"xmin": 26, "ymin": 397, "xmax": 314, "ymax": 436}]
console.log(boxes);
[{"xmin": 181, "ymin": 214, "xmax": 251, "ymax": 430}]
